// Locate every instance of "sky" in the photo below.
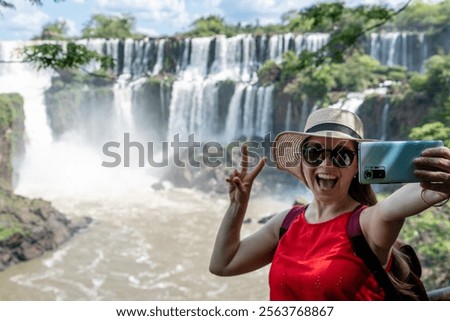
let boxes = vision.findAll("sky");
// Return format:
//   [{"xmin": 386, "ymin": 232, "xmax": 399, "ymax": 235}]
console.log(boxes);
[{"xmin": 0, "ymin": 0, "xmax": 415, "ymax": 41}]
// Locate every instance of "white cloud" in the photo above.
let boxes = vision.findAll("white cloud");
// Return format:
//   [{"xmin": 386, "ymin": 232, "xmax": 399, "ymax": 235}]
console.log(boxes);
[
  {"xmin": 59, "ymin": 18, "xmax": 78, "ymax": 37},
  {"xmin": 93, "ymin": 0, "xmax": 188, "ymax": 23},
  {"xmin": 93, "ymin": 0, "xmax": 191, "ymax": 36},
  {"xmin": 3, "ymin": 10, "xmax": 50, "ymax": 39},
  {"xmin": 96, "ymin": 0, "xmax": 186, "ymax": 11},
  {"xmin": 217, "ymin": 0, "xmax": 316, "ymax": 26},
  {"xmin": 135, "ymin": 27, "xmax": 159, "ymax": 37}
]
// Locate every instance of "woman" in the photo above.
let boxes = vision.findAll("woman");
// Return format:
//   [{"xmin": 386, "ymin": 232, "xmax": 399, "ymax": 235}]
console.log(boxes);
[{"xmin": 209, "ymin": 108, "xmax": 449, "ymax": 300}]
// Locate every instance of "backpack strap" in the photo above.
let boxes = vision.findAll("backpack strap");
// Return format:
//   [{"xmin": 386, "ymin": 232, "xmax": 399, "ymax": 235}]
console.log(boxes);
[
  {"xmin": 279, "ymin": 205, "xmax": 305, "ymax": 239},
  {"xmin": 347, "ymin": 205, "xmax": 401, "ymax": 300}
]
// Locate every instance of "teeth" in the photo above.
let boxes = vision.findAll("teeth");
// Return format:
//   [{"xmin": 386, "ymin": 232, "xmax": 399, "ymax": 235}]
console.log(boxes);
[{"xmin": 317, "ymin": 173, "xmax": 337, "ymax": 180}]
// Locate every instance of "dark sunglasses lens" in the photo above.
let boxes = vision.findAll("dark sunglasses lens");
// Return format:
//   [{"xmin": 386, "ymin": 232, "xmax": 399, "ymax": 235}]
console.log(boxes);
[
  {"xmin": 331, "ymin": 149, "xmax": 355, "ymax": 167},
  {"xmin": 302, "ymin": 144, "xmax": 324, "ymax": 166}
]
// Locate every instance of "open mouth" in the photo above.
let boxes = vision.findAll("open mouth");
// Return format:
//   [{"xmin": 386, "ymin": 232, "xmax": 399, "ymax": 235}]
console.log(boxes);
[{"xmin": 316, "ymin": 173, "xmax": 338, "ymax": 189}]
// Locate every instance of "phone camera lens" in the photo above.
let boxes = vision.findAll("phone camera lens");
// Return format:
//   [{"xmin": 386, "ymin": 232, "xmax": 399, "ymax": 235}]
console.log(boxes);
[{"xmin": 364, "ymin": 170, "xmax": 372, "ymax": 179}]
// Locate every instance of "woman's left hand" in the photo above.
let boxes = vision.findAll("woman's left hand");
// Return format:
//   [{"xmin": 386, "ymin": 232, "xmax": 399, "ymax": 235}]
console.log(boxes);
[{"xmin": 414, "ymin": 146, "xmax": 450, "ymax": 196}]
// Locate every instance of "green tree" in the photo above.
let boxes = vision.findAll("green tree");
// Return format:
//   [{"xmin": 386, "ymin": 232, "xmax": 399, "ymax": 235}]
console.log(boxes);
[
  {"xmin": 81, "ymin": 14, "xmax": 143, "ymax": 39},
  {"xmin": 281, "ymin": 51, "xmax": 335, "ymax": 105},
  {"xmin": 390, "ymin": 0, "xmax": 450, "ymax": 31},
  {"xmin": 410, "ymin": 55, "xmax": 450, "ymax": 124},
  {"xmin": 23, "ymin": 42, "xmax": 115, "ymax": 79},
  {"xmin": 290, "ymin": 1, "xmax": 410, "ymax": 67},
  {"xmin": 33, "ymin": 20, "xmax": 69, "ymax": 40},
  {"xmin": 331, "ymin": 53, "xmax": 383, "ymax": 91},
  {"xmin": 184, "ymin": 15, "xmax": 233, "ymax": 37},
  {"xmin": 409, "ymin": 122, "xmax": 450, "ymax": 147}
]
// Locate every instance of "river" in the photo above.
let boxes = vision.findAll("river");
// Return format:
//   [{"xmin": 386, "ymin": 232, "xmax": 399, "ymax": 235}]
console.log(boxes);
[{"xmin": 1, "ymin": 179, "xmax": 294, "ymax": 300}]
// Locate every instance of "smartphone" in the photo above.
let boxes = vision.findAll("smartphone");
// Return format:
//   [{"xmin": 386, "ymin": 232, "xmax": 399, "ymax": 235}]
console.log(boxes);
[{"xmin": 358, "ymin": 140, "xmax": 444, "ymax": 184}]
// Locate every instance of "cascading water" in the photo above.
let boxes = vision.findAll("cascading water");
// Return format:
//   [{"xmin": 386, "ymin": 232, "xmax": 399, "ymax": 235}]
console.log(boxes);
[
  {"xmin": 368, "ymin": 32, "xmax": 429, "ymax": 72},
  {"xmin": 0, "ymin": 38, "xmax": 289, "ymax": 301},
  {"xmin": 0, "ymin": 31, "xmax": 442, "ymax": 300},
  {"xmin": 380, "ymin": 99, "xmax": 391, "ymax": 141}
]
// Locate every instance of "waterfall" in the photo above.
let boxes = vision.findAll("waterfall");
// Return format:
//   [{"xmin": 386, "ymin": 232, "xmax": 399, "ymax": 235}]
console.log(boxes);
[
  {"xmin": 152, "ymin": 39, "xmax": 165, "ymax": 75},
  {"xmin": 386, "ymin": 32, "xmax": 399, "ymax": 66},
  {"xmin": 1, "ymin": 31, "xmax": 442, "ymax": 194},
  {"xmin": 380, "ymin": 99, "xmax": 390, "ymax": 141},
  {"xmin": 255, "ymin": 85, "xmax": 274, "ymax": 137},
  {"xmin": 368, "ymin": 32, "xmax": 429, "ymax": 72},
  {"xmin": 224, "ymin": 83, "xmax": 246, "ymax": 141},
  {"xmin": 329, "ymin": 92, "xmax": 366, "ymax": 113},
  {"xmin": 242, "ymin": 85, "xmax": 257, "ymax": 137},
  {"xmin": 285, "ymin": 101, "xmax": 292, "ymax": 131},
  {"xmin": 299, "ymin": 100, "xmax": 309, "ymax": 131},
  {"xmin": 419, "ymin": 33, "xmax": 428, "ymax": 73},
  {"xmin": 113, "ymin": 85, "xmax": 134, "ymax": 132},
  {"xmin": 0, "ymin": 41, "xmax": 53, "ymax": 184},
  {"xmin": 65, "ymin": 31, "xmax": 437, "ymax": 146},
  {"xmin": 0, "ymin": 41, "xmax": 154, "ymax": 199}
]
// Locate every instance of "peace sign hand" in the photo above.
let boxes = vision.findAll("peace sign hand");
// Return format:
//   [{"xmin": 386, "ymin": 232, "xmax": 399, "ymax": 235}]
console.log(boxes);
[{"xmin": 226, "ymin": 144, "xmax": 266, "ymax": 206}]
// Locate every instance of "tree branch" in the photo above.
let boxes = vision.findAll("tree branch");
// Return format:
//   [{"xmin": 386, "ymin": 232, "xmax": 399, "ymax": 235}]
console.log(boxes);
[{"xmin": 362, "ymin": 0, "xmax": 412, "ymax": 34}]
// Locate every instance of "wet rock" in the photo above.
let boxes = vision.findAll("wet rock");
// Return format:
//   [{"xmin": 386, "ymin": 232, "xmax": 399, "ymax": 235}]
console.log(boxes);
[{"xmin": 0, "ymin": 188, "xmax": 91, "ymax": 271}]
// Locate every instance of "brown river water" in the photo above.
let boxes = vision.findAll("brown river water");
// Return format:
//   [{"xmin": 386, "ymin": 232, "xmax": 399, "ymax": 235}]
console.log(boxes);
[{"xmin": 0, "ymin": 187, "xmax": 290, "ymax": 301}]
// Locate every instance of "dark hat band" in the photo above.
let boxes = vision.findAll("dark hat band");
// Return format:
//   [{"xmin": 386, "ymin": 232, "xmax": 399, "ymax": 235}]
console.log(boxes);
[{"xmin": 305, "ymin": 123, "xmax": 362, "ymax": 139}]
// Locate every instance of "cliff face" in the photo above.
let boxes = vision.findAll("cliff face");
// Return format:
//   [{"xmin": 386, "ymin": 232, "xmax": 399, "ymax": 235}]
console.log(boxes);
[
  {"xmin": 0, "ymin": 93, "xmax": 91, "ymax": 272},
  {"xmin": 357, "ymin": 92, "xmax": 433, "ymax": 141},
  {"xmin": 0, "ymin": 93, "xmax": 24, "ymax": 191}
]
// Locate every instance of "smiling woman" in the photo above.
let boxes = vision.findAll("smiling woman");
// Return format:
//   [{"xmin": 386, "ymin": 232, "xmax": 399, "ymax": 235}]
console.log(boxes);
[{"xmin": 209, "ymin": 107, "xmax": 450, "ymax": 301}]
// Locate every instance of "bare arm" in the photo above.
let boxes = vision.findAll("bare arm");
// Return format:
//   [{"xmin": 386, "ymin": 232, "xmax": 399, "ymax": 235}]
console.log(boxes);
[
  {"xmin": 209, "ymin": 145, "xmax": 286, "ymax": 276},
  {"xmin": 361, "ymin": 146, "xmax": 450, "ymax": 264}
]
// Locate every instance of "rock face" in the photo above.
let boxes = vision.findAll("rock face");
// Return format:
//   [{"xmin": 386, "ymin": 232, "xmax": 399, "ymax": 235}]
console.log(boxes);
[
  {"xmin": 0, "ymin": 93, "xmax": 25, "ymax": 191},
  {"xmin": 0, "ymin": 188, "xmax": 91, "ymax": 271},
  {"xmin": 0, "ymin": 93, "xmax": 92, "ymax": 271},
  {"xmin": 156, "ymin": 138, "xmax": 302, "ymax": 196}
]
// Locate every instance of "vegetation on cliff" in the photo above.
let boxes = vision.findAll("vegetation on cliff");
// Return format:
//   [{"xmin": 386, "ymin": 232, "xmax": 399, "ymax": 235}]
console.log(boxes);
[
  {"xmin": 398, "ymin": 200, "xmax": 449, "ymax": 289},
  {"xmin": 0, "ymin": 94, "xmax": 24, "ymax": 190},
  {"xmin": 0, "ymin": 188, "xmax": 91, "ymax": 271},
  {"xmin": 0, "ymin": 94, "xmax": 91, "ymax": 271}
]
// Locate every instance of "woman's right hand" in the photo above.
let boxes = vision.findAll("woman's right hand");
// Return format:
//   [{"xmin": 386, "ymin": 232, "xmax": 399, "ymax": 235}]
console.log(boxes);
[{"xmin": 226, "ymin": 144, "xmax": 266, "ymax": 206}]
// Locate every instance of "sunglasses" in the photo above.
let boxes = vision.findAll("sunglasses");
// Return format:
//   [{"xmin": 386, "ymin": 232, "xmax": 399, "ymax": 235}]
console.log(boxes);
[{"xmin": 301, "ymin": 142, "xmax": 356, "ymax": 168}]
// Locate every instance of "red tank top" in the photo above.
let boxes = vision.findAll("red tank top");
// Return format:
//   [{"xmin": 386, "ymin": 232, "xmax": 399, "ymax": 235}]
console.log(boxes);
[{"xmin": 269, "ymin": 206, "xmax": 385, "ymax": 300}]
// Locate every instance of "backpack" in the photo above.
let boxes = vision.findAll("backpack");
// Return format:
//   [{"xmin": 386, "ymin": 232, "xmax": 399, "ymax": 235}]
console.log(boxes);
[{"xmin": 279, "ymin": 205, "xmax": 429, "ymax": 301}]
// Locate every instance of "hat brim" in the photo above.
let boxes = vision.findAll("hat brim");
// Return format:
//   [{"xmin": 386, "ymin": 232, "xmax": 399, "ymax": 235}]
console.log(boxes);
[{"xmin": 272, "ymin": 131, "xmax": 375, "ymax": 183}]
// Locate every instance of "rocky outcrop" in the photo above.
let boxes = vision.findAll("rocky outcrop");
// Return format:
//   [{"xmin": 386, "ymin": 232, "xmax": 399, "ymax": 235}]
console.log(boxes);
[
  {"xmin": 0, "ymin": 188, "xmax": 91, "ymax": 271},
  {"xmin": 155, "ymin": 139, "xmax": 302, "ymax": 195},
  {"xmin": 0, "ymin": 93, "xmax": 91, "ymax": 271}
]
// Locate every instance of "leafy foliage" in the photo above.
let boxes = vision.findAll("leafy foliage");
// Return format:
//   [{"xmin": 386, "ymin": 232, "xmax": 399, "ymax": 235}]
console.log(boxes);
[
  {"xmin": 257, "ymin": 60, "xmax": 281, "ymax": 87},
  {"xmin": 20, "ymin": 13, "xmax": 145, "ymax": 75},
  {"xmin": 81, "ymin": 14, "xmax": 144, "ymax": 39},
  {"xmin": 330, "ymin": 53, "xmax": 383, "ymax": 92},
  {"xmin": 23, "ymin": 42, "xmax": 114, "ymax": 76},
  {"xmin": 389, "ymin": 0, "xmax": 450, "ymax": 31},
  {"xmin": 409, "ymin": 122, "xmax": 450, "ymax": 147},
  {"xmin": 409, "ymin": 55, "xmax": 450, "ymax": 124},
  {"xmin": 400, "ymin": 206, "xmax": 450, "ymax": 289},
  {"xmin": 184, "ymin": 16, "xmax": 234, "ymax": 37},
  {"xmin": 32, "ymin": 20, "xmax": 70, "ymax": 40}
]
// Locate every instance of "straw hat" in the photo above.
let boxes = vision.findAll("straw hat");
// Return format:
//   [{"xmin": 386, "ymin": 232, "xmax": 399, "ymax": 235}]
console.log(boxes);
[{"xmin": 272, "ymin": 108, "xmax": 369, "ymax": 183}]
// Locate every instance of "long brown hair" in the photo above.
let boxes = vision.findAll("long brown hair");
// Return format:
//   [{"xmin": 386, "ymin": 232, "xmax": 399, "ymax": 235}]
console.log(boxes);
[
  {"xmin": 348, "ymin": 177, "xmax": 377, "ymax": 206},
  {"xmin": 348, "ymin": 170, "xmax": 418, "ymax": 299}
]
